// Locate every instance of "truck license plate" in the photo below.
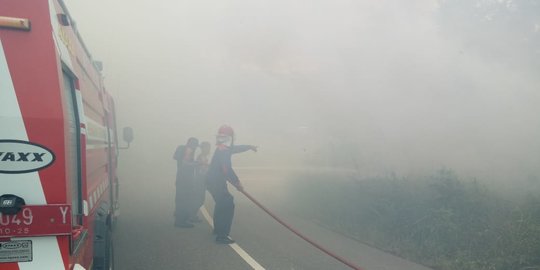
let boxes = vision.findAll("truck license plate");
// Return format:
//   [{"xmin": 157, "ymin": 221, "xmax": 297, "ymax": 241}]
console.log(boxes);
[
  {"xmin": 0, "ymin": 205, "xmax": 71, "ymax": 237},
  {"xmin": 0, "ymin": 240, "xmax": 32, "ymax": 263}
]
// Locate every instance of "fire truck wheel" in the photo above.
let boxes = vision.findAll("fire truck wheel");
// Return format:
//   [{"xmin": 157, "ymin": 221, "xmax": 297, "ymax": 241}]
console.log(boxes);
[
  {"xmin": 93, "ymin": 204, "xmax": 114, "ymax": 270},
  {"xmin": 108, "ymin": 235, "xmax": 115, "ymax": 270},
  {"xmin": 92, "ymin": 222, "xmax": 114, "ymax": 270}
]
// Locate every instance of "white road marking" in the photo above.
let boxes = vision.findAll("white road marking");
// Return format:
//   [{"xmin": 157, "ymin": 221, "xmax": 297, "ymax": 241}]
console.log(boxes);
[
  {"xmin": 200, "ymin": 207, "xmax": 266, "ymax": 270},
  {"xmin": 229, "ymin": 244, "xmax": 266, "ymax": 270}
]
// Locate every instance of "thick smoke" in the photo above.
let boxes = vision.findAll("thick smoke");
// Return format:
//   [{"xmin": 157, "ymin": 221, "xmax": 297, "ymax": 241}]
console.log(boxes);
[{"xmin": 67, "ymin": 0, "xmax": 539, "ymax": 189}]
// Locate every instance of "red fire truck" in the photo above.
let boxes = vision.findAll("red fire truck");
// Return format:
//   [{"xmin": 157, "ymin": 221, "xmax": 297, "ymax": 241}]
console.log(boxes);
[{"xmin": 0, "ymin": 1, "xmax": 129, "ymax": 269}]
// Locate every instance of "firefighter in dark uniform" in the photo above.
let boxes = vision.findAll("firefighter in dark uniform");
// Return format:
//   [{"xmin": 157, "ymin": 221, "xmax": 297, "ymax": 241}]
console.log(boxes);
[
  {"xmin": 207, "ymin": 125, "xmax": 257, "ymax": 244},
  {"xmin": 173, "ymin": 137, "xmax": 199, "ymax": 228}
]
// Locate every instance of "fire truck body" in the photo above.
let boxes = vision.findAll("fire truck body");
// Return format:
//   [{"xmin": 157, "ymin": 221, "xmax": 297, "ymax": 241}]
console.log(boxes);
[{"xmin": 1, "ymin": 0, "xmax": 118, "ymax": 269}]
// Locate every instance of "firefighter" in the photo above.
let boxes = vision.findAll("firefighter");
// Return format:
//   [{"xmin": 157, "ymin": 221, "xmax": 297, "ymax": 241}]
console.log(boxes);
[
  {"xmin": 190, "ymin": 141, "xmax": 211, "ymax": 223},
  {"xmin": 207, "ymin": 125, "xmax": 257, "ymax": 244},
  {"xmin": 173, "ymin": 137, "xmax": 199, "ymax": 228}
]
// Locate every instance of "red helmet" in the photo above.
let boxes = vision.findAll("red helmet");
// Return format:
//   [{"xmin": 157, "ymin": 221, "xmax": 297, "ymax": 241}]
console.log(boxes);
[{"xmin": 217, "ymin": 125, "xmax": 234, "ymax": 137}]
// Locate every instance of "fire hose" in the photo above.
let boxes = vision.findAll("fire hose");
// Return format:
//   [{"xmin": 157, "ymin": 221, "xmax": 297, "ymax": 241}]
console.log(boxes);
[{"xmin": 239, "ymin": 189, "xmax": 365, "ymax": 270}]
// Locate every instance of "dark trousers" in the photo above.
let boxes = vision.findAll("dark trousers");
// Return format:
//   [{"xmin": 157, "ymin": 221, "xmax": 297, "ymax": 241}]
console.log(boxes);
[
  {"xmin": 175, "ymin": 176, "xmax": 194, "ymax": 224},
  {"xmin": 207, "ymin": 181, "xmax": 235, "ymax": 237},
  {"xmin": 191, "ymin": 174, "xmax": 206, "ymax": 217}
]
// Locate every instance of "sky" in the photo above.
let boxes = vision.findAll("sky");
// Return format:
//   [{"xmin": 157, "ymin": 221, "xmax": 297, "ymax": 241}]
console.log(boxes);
[{"xmin": 64, "ymin": 0, "xmax": 540, "ymax": 188}]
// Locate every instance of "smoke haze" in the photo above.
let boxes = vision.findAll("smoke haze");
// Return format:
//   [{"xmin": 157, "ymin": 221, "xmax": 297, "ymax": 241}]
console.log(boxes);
[{"xmin": 65, "ymin": 0, "xmax": 540, "ymax": 189}]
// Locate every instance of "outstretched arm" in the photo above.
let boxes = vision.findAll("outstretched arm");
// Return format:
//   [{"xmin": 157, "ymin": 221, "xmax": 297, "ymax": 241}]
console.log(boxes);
[{"xmin": 232, "ymin": 145, "xmax": 257, "ymax": 154}]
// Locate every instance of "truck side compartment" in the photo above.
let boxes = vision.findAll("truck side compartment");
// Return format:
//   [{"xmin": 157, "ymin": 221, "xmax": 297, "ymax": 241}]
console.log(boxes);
[{"xmin": 0, "ymin": 1, "xmax": 119, "ymax": 269}]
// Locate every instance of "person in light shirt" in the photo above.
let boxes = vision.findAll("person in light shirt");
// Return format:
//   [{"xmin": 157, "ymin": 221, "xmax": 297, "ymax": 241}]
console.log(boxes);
[{"xmin": 189, "ymin": 141, "xmax": 211, "ymax": 223}]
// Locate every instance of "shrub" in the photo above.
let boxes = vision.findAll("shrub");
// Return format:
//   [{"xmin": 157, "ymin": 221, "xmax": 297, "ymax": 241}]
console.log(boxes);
[{"xmin": 286, "ymin": 169, "xmax": 540, "ymax": 270}]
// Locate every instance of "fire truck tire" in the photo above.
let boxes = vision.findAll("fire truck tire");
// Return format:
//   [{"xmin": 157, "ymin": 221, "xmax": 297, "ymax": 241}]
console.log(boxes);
[
  {"xmin": 92, "ymin": 203, "xmax": 114, "ymax": 270},
  {"xmin": 108, "ymin": 236, "xmax": 115, "ymax": 270}
]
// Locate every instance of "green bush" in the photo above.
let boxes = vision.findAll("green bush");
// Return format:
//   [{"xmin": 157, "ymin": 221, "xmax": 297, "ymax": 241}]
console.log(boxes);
[{"xmin": 286, "ymin": 169, "xmax": 540, "ymax": 270}]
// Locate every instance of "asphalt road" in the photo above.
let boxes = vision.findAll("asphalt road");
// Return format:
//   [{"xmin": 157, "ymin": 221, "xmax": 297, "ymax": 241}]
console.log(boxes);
[{"xmin": 113, "ymin": 167, "xmax": 432, "ymax": 270}]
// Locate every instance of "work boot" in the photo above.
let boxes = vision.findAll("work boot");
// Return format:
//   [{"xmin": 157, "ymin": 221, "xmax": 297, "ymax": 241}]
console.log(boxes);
[{"xmin": 215, "ymin": 236, "xmax": 235, "ymax": 244}]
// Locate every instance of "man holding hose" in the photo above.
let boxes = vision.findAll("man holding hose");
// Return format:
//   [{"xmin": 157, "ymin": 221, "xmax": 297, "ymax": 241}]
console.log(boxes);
[{"xmin": 207, "ymin": 125, "xmax": 257, "ymax": 244}]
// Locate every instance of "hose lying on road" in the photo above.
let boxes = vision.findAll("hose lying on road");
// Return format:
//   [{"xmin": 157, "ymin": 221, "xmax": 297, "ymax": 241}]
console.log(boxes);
[{"xmin": 240, "ymin": 189, "xmax": 365, "ymax": 270}]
